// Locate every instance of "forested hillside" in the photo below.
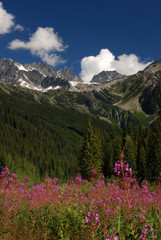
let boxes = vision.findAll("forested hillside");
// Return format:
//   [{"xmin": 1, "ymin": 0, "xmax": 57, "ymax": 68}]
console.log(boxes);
[
  {"xmin": 0, "ymin": 86, "xmax": 120, "ymax": 182},
  {"xmin": 0, "ymin": 84, "xmax": 160, "ymax": 183}
]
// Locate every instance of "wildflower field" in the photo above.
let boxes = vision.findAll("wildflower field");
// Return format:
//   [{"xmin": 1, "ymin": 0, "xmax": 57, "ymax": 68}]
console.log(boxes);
[{"xmin": 0, "ymin": 159, "xmax": 161, "ymax": 240}]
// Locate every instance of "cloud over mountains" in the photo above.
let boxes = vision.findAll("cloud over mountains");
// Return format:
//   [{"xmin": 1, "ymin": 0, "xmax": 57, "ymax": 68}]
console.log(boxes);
[
  {"xmin": 8, "ymin": 27, "xmax": 67, "ymax": 66},
  {"xmin": 80, "ymin": 49, "xmax": 151, "ymax": 83}
]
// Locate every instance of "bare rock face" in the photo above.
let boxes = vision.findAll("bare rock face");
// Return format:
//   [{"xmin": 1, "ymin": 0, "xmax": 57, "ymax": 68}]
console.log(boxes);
[
  {"xmin": 143, "ymin": 59, "xmax": 161, "ymax": 74},
  {"xmin": 0, "ymin": 59, "xmax": 46, "ymax": 88},
  {"xmin": 91, "ymin": 70, "xmax": 125, "ymax": 84},
  {"xmin": 0, "ymin": 58, "xmax": 83, "ymax": 91},
  {"xmin": 58, "ymin": 68, "xmax": 83, "ymax": 82}
]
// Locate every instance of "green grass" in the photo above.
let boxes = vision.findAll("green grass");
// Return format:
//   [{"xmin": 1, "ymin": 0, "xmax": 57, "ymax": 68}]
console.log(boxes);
[{"xmin": 133, "ymin": 111, "xmax": 159, "ymax": 126}]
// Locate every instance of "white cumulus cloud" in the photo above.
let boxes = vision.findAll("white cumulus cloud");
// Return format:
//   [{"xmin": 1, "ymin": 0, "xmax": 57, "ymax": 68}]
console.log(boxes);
[
  {"xmin": 80, "ymin": 49, "xmax": 151, "ymax": 83},
  {"xmin": 8, "ymin": 27, "xmax": 67, "ymax": 66},
  {"xmin": 112, "ymin": 54, "xmax": 150, "ymax": 75},
  {"xmin": 80, "ymin": 49, "xmax": 115, "ymax": 83},
  {"xmin": 0, "ymin": 2, "xmax": 15, "ymax": 34}
]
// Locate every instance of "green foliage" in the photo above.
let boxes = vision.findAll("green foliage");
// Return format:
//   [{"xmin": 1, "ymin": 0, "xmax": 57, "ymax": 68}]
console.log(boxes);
[
  {"xmin": 124, "ymin": 135, "xmax": 137, "ymax": 172},
  {"xmin": 78, "ymin": 119, "xmax": 103, "ymax": 178},
  {"xmin": 137, "ymin": 146, "xmax": 147, "ymax": 178},
  {"xmin": 0, "ymin": 88, "xmax": 114, "ymax": 182},
  {"xmin": 103, "ymin": 141, "xmax": 114, "ymax": 177},
  {"xmin": 147, "ymin": 119, "xmax": 161, "ymax": 179},
  {"xmin": 133, "ymin": 111, "xmax": 159, "ymax": 126},
  {"xmin": 0, "ymin": 84, "xmax": 160, "ymax": 182}
]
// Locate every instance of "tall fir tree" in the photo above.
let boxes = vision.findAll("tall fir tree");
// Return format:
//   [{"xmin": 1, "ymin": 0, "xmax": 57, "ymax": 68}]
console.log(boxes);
[{"xmin": 78, "ymin": 119, "xmax": 103, "ymax": 179}]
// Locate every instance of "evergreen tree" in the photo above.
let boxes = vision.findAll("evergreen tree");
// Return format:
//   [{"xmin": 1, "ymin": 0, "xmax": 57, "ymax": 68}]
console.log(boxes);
[
  {"xmin": 111, "ymin": 135, "xmax": 123, "ymax": 161},
  {"xmin": 127, "ymin": 122, "xmax": 134, "ymax": 140},
  {"xmin": 137, "ymin": 145, "xmax": 147, "ymax": 179},
  {"xmin": 123, "ymin": 125, "xmax": 128, "ymax": 145},
  {"xmin": 124, "ymin": 135, "xmax": 137, "ymax": 172},
  {"xmin": 103, "ymin": 141, "xmax": 114, "ymax": 177},
  {"xmin": 147, "ymin": 119, "xmax": 161, "ymax": 179},
  {"xmin": 0, "ymin": 154, "xmax": 5, "ymax": 172},
  {"xmin": 136, "ymin": 125, "xmax": 148, "ymax": 179},
  {"xmin": 78, "ymin": 120, "xmax": 103, "ymax": 179}
]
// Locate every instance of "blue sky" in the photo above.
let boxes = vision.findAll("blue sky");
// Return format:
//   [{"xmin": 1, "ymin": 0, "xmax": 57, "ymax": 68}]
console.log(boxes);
[{"xmin": 0, "ymin": 0, "xmax": 161, "ymax": 82}]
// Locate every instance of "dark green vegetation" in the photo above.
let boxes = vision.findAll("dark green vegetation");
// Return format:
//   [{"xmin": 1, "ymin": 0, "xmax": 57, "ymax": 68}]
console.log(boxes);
[
  {"xmin": 0, "ymin": 84, "xmax": 120, "ymax": 182},
  {"xmin": 79, "ymin": 118, "xmax": 161, "ymax": 181},
  {"xmin": 78, "ymin": 119, "xmax": 103, "ymax": 179},
  {"xmin": 0, "ymin": 79, "xmax": 161, "ymax": 183}
]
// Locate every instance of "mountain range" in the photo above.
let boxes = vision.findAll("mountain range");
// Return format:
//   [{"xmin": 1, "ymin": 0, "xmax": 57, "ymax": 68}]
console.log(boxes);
[
  {"xmin": 0, "ymin": 58, "xmax": 161, "ymax": 127},
  {"xmin": 0, "ymin": 58, "xmax": 126, "ymax": 91}
]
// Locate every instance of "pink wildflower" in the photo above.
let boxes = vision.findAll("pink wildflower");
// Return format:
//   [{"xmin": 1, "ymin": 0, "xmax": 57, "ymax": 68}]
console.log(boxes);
[
  {"xmin": 0, "ymin": 166, "xmax": 9, "ymax": 178},
  {"xmin": 11, "ymin": 173, "xmax": 17, "ymax": 178},
  {"xmin": 113, "ymin": 234, "xmax": 118, "ymax": 240}
]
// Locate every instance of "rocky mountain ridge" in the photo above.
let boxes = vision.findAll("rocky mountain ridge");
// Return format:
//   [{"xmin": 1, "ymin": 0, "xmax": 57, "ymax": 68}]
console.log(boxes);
[
  {"xmin": 0, "ymin": 58, "xmax": 161, "ymax": 126},
  {"xmin": 0, "ymin": 58, "xmax": 85, "ymax": 92},
  {"xmin": 0, "ymin": 58, "xmax": 127, "ymax": 92}
]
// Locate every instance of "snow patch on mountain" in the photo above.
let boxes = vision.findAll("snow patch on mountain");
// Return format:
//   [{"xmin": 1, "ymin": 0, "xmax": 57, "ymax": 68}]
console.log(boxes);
[
  {"xmin": 69, "ymin": 81, "xmax": 78, "ymax": 87},
  {"xmin": 15, "ymin": 64, "xmax": 28, "ymax": 72},
  {"xmin": 18, "ymin": 79, "xmax": 30, "ymax": 88},
  {"xmin": 53, "ymin": 86, "xmax": 61, "ymax": 90}
]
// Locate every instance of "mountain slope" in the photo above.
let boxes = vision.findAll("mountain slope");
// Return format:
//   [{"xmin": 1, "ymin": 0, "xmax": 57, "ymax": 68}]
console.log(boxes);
[
  {"xmin": 0, "ymin": 58, "xmax": 161, "ymax": 126},
  {"xmin": 112, "ymin": 60, "xmax": 161, "ymax": 116},
  {"xmin": 91, "ymin": 70, "xmax": 126, "ymax": 83}
]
